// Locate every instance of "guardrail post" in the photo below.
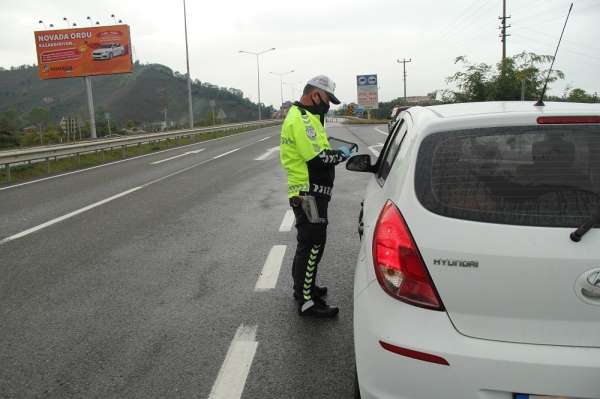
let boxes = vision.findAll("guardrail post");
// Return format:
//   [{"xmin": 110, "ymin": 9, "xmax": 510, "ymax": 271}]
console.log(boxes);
[
  {"xmin": 46, "ymin": 157, "xmax": 50, "ymax": 174},
  {"xmin": 77, "ymin": 153, "xmax": 81, "ymax": 166},
  {"xmin": 4, "ymin": 163, "xmax": 10, "ymax": 182},
  {"xmin": 122, "ymin": 145, "xmax": 126, "ymax": 158}
]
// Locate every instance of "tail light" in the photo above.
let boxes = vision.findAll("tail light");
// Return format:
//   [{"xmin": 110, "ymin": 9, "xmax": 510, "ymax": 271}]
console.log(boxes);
[
  {"xmin": 372, "ymin": 201, "xmax": 444, "ymax": 310},
  {"xmin": 537, "ymin": 116, "xmax": 600, "ymax": 124}
]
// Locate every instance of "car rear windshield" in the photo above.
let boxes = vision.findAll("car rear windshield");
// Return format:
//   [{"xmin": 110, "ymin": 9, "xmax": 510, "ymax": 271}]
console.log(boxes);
[{"xmin": 415, "ymin": 126, "xmax": 600, "ymax": 227}]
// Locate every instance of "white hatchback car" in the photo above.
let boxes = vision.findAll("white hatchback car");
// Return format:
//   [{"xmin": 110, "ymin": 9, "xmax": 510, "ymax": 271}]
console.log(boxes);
[
  {"xmin": 92, "ymin": 43, "xmax": 125, "ymax": 60},
  {"xmin": 347, "ymin": 102, "xmax": 600, "ymax": 399}
]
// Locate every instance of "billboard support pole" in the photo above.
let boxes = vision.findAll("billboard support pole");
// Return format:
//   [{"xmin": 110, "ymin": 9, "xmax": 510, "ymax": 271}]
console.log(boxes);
[{"xmin": 84, "ymin": 76, "xmax": 97, "ymax": 139}]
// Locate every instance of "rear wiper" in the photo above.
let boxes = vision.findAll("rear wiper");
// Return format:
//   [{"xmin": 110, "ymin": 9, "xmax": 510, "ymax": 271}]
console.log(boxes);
[{"xmin": 570, "ymin": 211, "xmax": 600, "ymax": 242}]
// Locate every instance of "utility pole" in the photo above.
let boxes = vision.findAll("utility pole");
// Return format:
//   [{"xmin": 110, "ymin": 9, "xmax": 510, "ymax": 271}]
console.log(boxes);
[
  {"xmin": 397, "ymin": 58, "xmax": 412, "ymax": 102},
  {"xmin": 499, "ymin": 0, "xmax": 511, "ymax": 62}
]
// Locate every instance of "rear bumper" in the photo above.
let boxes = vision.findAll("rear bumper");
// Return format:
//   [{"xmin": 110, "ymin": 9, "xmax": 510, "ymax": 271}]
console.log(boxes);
[{"xmin": 354, "ymin": 282, "xmax": 600, "ymax": 399}]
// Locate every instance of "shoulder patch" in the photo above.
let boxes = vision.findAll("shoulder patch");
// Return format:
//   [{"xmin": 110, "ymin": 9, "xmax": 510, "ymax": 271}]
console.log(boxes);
[{"xmin": 306, "ymin": 126, "xmax": 316, "ymax": 139}]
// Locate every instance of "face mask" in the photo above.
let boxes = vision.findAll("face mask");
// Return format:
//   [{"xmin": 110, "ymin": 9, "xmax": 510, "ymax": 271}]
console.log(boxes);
[{"xmin": 306, "ymin": 93, "xmax": 330, "ymax": 116}]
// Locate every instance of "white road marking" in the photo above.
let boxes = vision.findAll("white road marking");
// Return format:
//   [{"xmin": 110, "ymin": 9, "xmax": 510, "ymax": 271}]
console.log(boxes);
[
  {"xmin": 278, "ymin": 210, "xmax": 295, "ymax": 232},
  {"xmin": 0, "ymin": 129, "xmax": 275, "ymax": 192},
  {"xmin": 208, "ymin": 325, "xmax": 258, "ymax": 399},
  {"xmin": 374, "ymin": 127, "xmax": 389, "ymax": 136},
  {"xmin": 0, "ymin": 186, "xmax": 143, "ymax": 245},
  {"xmin": 213, "ymin": 148, "xmax": 240, "ymax": 159},
  {"xmin": 254, "ymin": 146, "xmax": 279, "ymax": 161},
  {"xmin": 150, "ymin": 148, "xmax": 205, "ymax": 165},
  {"xmin": 255, "ymin": 245, "xmax": 286, "ymax": 291},
  {"xmin": 368, "ymin": 143, "xmax": 384, "ymax": 157},
  {"xmin": 256, "ymin": 136, "xmax": 270, "ymax": 142},
  {"xmin": 1, "ymin": 139, "xmax": 259, "ymax": 244}
]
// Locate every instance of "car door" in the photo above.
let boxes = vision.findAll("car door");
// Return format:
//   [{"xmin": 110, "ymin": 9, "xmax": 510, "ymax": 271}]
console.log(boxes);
[{"xmin": 356, "ymin": 117, "xmax": 410, "ymax": 284}]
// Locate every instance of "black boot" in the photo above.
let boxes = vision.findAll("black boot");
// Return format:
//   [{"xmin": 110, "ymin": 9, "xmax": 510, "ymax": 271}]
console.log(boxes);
[{"xmin": 298, "ymin": 298, "xmax": 339, "ymax": 318}]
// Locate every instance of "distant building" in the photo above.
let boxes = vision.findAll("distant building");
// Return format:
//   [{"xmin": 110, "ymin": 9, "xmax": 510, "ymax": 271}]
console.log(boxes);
[
  {"xmin": 59, "ymin": 116, "xmax": 81, "ymax": 140},
  {"xmin": 273, "ymin": 101, "xmax": 293, "ymax": 119}
]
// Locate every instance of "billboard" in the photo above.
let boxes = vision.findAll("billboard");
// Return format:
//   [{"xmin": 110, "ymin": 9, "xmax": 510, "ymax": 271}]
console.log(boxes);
[
  {"xmin": 34, "ymin": 25, "xmax": 133, "ymax": 80},
  {"xmin": 356, "ymin": 74, "xmax": 379, "ymax": 110}
]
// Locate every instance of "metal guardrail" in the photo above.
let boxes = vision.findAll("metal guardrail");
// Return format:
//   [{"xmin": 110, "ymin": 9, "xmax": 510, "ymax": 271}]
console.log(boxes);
[{"xmin": 0, "ymin": 120, "xmax": 280, "ymax": 182}]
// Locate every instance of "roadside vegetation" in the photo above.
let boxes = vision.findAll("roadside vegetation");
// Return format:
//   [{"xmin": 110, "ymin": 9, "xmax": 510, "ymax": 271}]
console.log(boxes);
[
  {"xmin": 335, "ymin": 51, "xmax": 598, "ymax": 121},
  {"xmin": 0, "ymin": 123, "xmax": 279, "ymax": 185}
]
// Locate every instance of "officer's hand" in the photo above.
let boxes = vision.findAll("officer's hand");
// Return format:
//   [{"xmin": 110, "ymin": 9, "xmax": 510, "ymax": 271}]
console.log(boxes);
[{"xmin": 339, "ymin": 146, "xmax": 352, "ymax": 159}]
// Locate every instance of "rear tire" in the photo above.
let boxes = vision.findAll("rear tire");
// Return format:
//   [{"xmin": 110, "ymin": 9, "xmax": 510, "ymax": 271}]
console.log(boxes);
[{"xmin": 354, "ymin": 367, "xmax": 362, "ymax": 399}]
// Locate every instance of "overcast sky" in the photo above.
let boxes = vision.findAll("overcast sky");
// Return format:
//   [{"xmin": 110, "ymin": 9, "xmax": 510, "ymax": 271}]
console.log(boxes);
[{"xmin": 2, "ymin": 0, "xmax": 599, "ymax": 108}]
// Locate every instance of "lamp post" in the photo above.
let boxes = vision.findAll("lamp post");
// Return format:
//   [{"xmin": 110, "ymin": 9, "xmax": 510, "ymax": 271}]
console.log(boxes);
[
  {"xmin": 183, "ymin": 0, "xmax": 193, "ymax": 128},
  {"xmin": 270, "ymin": 70, "xmax": 294, "ymax": 106},
  {"xmin": 239, "ymin": 48, "xmax": 275, "ymax": 120}
]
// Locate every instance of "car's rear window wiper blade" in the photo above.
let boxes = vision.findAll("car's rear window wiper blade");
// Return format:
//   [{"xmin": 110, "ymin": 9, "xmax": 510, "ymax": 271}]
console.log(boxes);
[{"xmin": 570, "ymin": 210, "xmax": 600, "ymax": 242}]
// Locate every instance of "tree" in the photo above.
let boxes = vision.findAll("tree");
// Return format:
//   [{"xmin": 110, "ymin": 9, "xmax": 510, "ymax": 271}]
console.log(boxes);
[
  {"xmin": 567, "ymin": 88, "xmax": 595, "ymax": 103},
  {"xmin": 27, "ymin": 107, "xmax": 52, "ymax": 145},
  {"xmin": 446, "ymin": 52, "xmax": 564, "ymax": 102},
  {"xmin": 0, "ymin": 108, "xmax": 19, "ymax": 132}
]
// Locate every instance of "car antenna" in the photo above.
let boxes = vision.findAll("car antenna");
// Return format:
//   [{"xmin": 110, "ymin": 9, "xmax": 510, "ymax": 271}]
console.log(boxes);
[{"xmin": 535, "ymin": 2, "xmax": 573, "ymax": 107}]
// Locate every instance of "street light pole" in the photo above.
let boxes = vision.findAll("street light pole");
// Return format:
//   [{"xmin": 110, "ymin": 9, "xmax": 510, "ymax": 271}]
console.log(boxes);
[
  {"xmin": 270, "ymin": 70, "xmax": 294, "ymax": 106},
  {"xmin": 183, "ymin": 0, "xmax": 194, "ymax": 128},
  {"xmin": 239, "ymin": 48, "xmax": 275, "ymax": 120}
]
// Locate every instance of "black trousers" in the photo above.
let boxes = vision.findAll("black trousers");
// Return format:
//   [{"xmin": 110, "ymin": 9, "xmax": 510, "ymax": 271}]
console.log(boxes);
[{"xmin": 290, "ymin": 196, "xmax": 329, "ymax": 303}]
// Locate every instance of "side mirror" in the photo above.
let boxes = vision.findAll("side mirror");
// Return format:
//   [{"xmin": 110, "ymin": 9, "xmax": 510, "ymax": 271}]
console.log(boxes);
[{"xmin": 346, "ymin": 154, "xmax": 376, "ymax": 173}]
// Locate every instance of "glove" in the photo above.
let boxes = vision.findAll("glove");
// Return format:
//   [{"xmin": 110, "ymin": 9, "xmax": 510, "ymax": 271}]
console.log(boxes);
[{"xmin": 339, "ymin": 145, "xmax": 352, "ymax": 159}]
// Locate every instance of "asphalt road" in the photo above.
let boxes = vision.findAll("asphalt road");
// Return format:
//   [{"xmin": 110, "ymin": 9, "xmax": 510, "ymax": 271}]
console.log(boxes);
[{"xmin": 0, "ymin": 122, "xmax": 388, "ymax": 399}]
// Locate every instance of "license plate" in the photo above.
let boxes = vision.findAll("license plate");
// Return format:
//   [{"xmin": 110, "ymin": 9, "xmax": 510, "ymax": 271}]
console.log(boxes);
[{"xmin": 514, "ymin": 395, "xmax": 574, "ymax": 399}]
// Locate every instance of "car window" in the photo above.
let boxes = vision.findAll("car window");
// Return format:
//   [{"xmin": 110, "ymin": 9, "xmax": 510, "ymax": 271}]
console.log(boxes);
[
  {"xmin": 415, "ymin": 125, "xmax": 600, "ymax": 227},
  {"xmin": 377, "ymin": 121, "xmax": 408, "ymax": 184}
]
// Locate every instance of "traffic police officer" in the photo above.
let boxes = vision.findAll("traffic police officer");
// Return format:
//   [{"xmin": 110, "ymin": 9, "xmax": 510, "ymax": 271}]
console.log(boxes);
[{"xmin": 280, "ymin": 75, "xmax": 352, "ymax": 318}]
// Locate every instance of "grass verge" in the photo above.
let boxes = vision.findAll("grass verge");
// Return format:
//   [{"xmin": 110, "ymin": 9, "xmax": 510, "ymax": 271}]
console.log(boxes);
[{"xmin": 0, "ymin": 123, "xmax": 280, "ymax": 185}]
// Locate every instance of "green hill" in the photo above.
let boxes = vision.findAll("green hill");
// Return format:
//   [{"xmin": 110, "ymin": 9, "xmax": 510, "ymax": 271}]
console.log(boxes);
[{"xmin": 0, "ymin": 62, "xmax": 273, "ymax": 130}]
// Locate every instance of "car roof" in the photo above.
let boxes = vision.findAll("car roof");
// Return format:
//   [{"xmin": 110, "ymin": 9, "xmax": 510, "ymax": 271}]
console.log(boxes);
[
  {"xmin": 403, "ymin": 101, "xmax": 600, "ymax": 133},
  {"xmin": 427, "ymin": 101, "xmax": 600, "ymax": 117}
]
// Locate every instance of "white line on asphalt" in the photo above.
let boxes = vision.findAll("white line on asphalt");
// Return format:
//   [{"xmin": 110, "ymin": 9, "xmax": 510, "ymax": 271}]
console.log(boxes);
[
  {"xmin": 255, "ymin": 245, "xmax": 286, "ymax": 291},
  {"xmin": 256, "ymin": 136, "xmax": 270, "ymax": 142},
  {"xmin": 0, "ymin": 128, "xmax": 276, "ymax": 192},
  {"xmin": 374, "ymin": 127, "xmax": 388, "ymax": 136},
  {"xmin": 213, "ymin": 148, "xmax": 240, "ymax": 159},
  {"xmin": 254, "ymin": 146, "xmax": 279, "ymax": 161},
  {"xmin": 278, "ymin": 210, "xmax": 295, "ymax": 232},
  {"xmin": 368, "ymin": 143, "xmax": 384, "ymax": 157},
  {"xmin": 150, "ymin": 148, "xmax": 205, "ymax": 165},
  {"xmin": 0, "ymin": 186, "xmax": 143, "ymax": 245},
  {"xmin": 1, "ymin": 139, "xmax": 259, "ymax": 245},
  {"xmin": 208, "ymin": 325, "xmax": 258, "ymax": 399}
]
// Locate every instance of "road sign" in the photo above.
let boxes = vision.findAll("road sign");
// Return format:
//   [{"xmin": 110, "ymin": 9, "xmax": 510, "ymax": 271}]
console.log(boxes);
[
  {"xmin": 356, "ymin": 74, "xmax": 378, "ymax": 110},
  {"xmin": 34, "ymin": 24, "xmax": 133, "ymax": 80}
]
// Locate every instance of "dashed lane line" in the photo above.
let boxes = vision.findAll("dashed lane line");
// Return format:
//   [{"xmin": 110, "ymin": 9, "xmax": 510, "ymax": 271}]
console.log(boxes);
[
  {"xmin": 0, "ymin": 187, "xmax": 143, "ymax": 245},
  {"xmin": 254, "ymin": 146, "xmax": 279, "ymax": 161},
  {"xmin": 278, "ymin": 210, "xmax": 295, "ymax": 232},
  {"xmin": 0, "ymin": 144, "xmax": 259, "ymax": 245},
  {"xmin": 213, "ymin": 148, "xmax": 240, "ymax": 159},
  {"xmin": 208, "ymin": 325, "xmax": 259, "ymax": 399},
  {"xmin": 368, "ymin": 143, "xmax": 384, "ymax": 157},
  {"xmin": 254, "ymin": 245, "xmax": 287, "ymax": 291},
  {"xmin": 150, "ymin": 148, "xmax": 205, "ymax": 165},
  {"xmin": 0, "ymin": 129, "xmax": 276, "ymax": 192},
  {"xmin": 374, "ymin": 127, "xmax": 389, "ymax": 136}
]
